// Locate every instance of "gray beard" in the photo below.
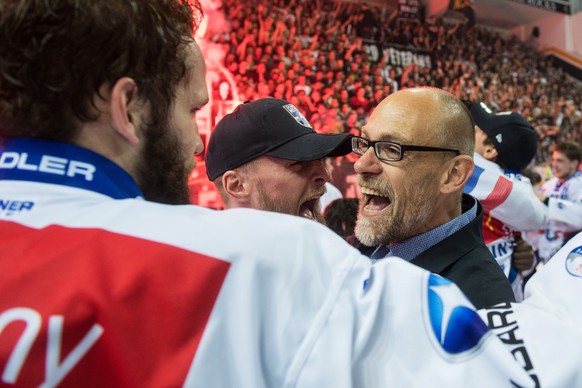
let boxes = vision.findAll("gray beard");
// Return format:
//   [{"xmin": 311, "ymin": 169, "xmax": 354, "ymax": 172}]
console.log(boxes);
[{"xmin": 355, "ymin": 190, "xmax": 435, "ymax": 247}]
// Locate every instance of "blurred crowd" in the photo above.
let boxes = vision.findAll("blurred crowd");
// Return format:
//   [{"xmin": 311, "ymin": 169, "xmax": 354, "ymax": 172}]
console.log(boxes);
[{"xmin": 202, "ymin": 0, "xmax": 581, "ymax": 199}]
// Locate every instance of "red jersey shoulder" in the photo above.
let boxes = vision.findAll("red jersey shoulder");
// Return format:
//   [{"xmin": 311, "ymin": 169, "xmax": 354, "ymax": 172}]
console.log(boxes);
[{"xmin": 0, "ymin": 221, "xmax": 230, "ymax": 386}]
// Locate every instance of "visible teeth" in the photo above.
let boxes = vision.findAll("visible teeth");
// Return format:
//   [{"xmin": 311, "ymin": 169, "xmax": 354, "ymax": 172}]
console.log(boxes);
[
  {"xmin": 361, "ymin": 187, "xmax": 385, "ymax": 197},
  {"xmin": 299, "ymin": 207, "xmax": 314, "ymax": 219}
]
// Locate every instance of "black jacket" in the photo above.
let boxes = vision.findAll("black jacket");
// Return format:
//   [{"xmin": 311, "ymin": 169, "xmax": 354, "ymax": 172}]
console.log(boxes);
[{"xmin": 356, "ymin": 194, "xmax": 515, "ymax": 309}]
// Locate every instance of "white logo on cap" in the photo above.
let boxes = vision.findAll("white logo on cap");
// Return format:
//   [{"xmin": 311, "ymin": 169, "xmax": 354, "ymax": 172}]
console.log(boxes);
[
  {"xmin": 283, "ymin": 104, "xmax": 313, "ymax": 129},
  {"xmin": 496, "ymin": 134, "xmax": 503, "ymax": 143}
]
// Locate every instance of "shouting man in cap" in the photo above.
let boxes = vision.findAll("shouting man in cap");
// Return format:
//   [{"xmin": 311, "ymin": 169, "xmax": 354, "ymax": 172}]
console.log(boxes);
[
  {"xmin": 465, "ymin": 101, "xmax": 547, "ymax": 300},
  {"xmin": 205, "ymin": 98, "xmax": 352, "ymax": 222}
]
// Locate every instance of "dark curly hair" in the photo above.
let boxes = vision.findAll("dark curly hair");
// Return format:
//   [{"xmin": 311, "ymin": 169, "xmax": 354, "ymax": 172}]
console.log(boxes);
[{"xmin": 0, "ymin": 0, "xmax": 203, "ymax": 141}]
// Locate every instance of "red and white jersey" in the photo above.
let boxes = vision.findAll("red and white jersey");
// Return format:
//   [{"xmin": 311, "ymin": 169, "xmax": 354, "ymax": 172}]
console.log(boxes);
[
  {"xmin": 481, "ymin": 213, "xmax": 516, "ymax": 285},
  {"xmin": 465, "ymin": 154, "xmax": 547, "ymax": 300},
  {"xmin": 465, "ymin": 154, "xmax": 547, "ymax": 232},
  {"xmin": 0, "ymin": 138, "xmax": 550, "ymax": 387}
]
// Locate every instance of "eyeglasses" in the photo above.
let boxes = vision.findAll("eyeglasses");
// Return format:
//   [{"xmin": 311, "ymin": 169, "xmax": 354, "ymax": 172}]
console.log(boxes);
[{"xmin": 351, "ymin": 136, "xmax": 460, "ymax": 162}]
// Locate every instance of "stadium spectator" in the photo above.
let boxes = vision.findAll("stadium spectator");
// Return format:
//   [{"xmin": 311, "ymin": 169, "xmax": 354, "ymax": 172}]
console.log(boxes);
[{"xmin": 206, "ymin": 0, "xmax": 581, "ymax": 204}]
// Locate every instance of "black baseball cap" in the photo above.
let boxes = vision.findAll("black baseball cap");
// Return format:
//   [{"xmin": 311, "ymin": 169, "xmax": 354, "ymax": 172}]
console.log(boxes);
[
  {"xmin": 470, "ymin": 101, "xmax": 538, "ymax": 171},
  {"xmin": 205, "ymin": 98, "xmax": 353, "ymax": 180}
]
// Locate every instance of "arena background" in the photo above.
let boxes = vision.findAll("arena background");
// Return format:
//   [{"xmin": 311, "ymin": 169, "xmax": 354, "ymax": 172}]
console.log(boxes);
[{"xmin": 189, "ymin": 0, "xmax": 582, "ymax": 209}]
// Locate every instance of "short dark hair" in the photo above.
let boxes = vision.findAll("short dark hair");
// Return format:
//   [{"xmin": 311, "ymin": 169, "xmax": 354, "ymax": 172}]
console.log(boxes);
[
  {"xmin": 482, "ymin": 136, "xmax": 509, "ymax": 169},
  {"xmin": 0, "ymin": 0, "xmax": 203, "ymax": 141},
  {"xmin": 555, "ymin": 141, "xmax": 582, "ymax": 163},
  {"xmin": 324, "ymin": 198, "xmax": 359, "ymax": 239}
]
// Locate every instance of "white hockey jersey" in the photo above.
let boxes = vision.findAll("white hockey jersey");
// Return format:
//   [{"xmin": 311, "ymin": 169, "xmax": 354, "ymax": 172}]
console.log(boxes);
[
  {"xmin": 479, "ymin": 232, "xmax": 582, "ymax": 387},
  {"xmin": 465, "ymin": 153, "xmax": 547, "ymax": 300},
  {"xmin": 466, "ymin": 153, "xmax": 547, "ymax": 233},
  {"xmin": 0, "ymin": 137, "xmax": 564, "ymax": 387},
  {"xmin": 535, "ymin": 172, "xmax": 582, "ymax": 261}
]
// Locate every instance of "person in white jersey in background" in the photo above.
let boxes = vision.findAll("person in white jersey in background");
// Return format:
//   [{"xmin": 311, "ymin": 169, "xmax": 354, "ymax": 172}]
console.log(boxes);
[
  {"xmin": 534, "ymin": 141, "xmax": 582, "ymax": 263},
  {"xmin": 465, "ymin": 101, "xmax": 547, "ymax": 300}
]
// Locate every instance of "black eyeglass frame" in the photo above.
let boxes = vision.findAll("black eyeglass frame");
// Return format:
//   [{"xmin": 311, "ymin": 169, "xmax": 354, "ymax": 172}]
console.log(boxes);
[{"xmin": 351, "ymin": 136, "xmax": 460, "ymax": 162}]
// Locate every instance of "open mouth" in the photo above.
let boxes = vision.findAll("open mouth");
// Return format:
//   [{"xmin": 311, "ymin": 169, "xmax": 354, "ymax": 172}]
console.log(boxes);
[
  {"xmin": 298, "ymin": 197, "xmax": 320, "ymax": 220},
  {"xmin": 361, "ymin": 187, "xmax": 391, "ymax": 214}
]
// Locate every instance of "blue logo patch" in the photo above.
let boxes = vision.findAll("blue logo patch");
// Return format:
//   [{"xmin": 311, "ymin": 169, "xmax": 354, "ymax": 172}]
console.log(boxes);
[
  {"xmin": 283, "ymin": 104, "xmax": 312, "ymax": 128},
  {"xmin": 565, "ymin": 246, "xmax": 582, "ymax": 277},
  {"xmin": 427, "ymin": 275, "xmax": 489, "ymax": 356}
]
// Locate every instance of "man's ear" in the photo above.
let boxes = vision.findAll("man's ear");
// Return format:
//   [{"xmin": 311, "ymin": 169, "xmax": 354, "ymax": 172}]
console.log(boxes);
[
  {"xmin": 110, "ymin": 77, "xmax": 141, "ymax": 145},
  {"xmin": 482, "ymin": 143, "xmax": 498, "ymax": 162},
  {"xmin": 222, "ymin": 170, "xmax": 251, "ymax": 205},
  {"xmin": 440, "ymin": 155, "xmax": 474, "ymax": 194}
]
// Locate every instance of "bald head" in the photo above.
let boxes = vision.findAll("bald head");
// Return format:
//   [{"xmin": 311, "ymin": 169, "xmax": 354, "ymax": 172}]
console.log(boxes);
[
  {"xmin": 356, "ymin": 87, "xmax": 476, "ymax": 245},
  {"xmin": 370, "ymin": 88, "xmax": 475, "ymax": 156}
]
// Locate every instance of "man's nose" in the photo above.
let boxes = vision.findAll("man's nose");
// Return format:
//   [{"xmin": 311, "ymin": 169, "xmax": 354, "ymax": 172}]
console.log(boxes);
[
  {"xmin": 354, "ymin": 148, "xmax": 382, "ymax": 176},
  {"xmin": 310, "ymin": 159, "xmax": 331, "ymax": 185}
]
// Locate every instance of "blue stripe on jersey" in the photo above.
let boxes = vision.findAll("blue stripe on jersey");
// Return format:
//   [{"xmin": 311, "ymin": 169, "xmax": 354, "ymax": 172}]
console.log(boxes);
[
  {"xmin": 465, "ymin": 164, "xmax": 484, "ymax": 194},
  {"xmin": 0, "ymin": 137, "xmax": 143, "ymax": 199}
]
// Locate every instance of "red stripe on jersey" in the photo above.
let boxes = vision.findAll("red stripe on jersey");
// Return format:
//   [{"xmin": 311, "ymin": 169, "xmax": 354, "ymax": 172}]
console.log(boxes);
[
  {"xmin": 481, "ymin": 177, "xmax": 512, "ymax": 212},
  {"xmin": 0, "ymin": 221, "xmax": 230, "ymax": 387}
]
